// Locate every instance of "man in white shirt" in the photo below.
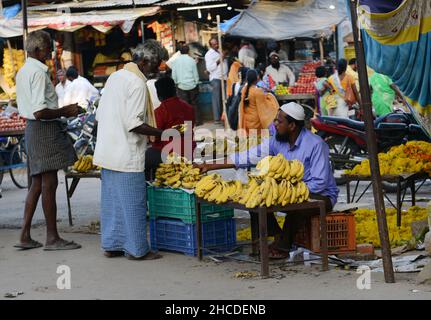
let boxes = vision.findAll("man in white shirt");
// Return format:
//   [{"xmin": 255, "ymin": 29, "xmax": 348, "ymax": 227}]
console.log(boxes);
[
  {"xmin": 238, "ymin": 40, "xmax": 257, "ymax": 68},
  {"xmin": 15, "ymin": 30, "xmax": 81, "ymax": 251},
  {"xmin": 204, "ymin": 38, "xmax": 228, "ymax": 123},
  {"xmin": 265, "ymin": 52, "xmax": 296, "ymax": 86},
  {"xmin": 63, "ymin": 66, "xmax": 100, "ymax": 109},
  {"xmin": 54, "ymin": 69, "xmax": 71, "ymax": 108},
  {"xmin": 93, "ymin": 39, "xmax": 164, "ymax": 261}
]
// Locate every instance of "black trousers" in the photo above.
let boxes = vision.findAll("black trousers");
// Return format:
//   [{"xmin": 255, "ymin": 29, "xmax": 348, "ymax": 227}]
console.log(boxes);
[
  {"xmin": 145, "ymin": 147, "xmax": 162, "ymax": 181},
  {"xmin": 177, "ymin": 87, "xmax": 201, "ymax": 125},
  {"xmin": 249, "ymin": 193, "xmax": 333, "ymax": 250}
]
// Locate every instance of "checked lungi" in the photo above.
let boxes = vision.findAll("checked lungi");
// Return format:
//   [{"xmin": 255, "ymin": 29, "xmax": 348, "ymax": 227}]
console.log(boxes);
[
  {"xmin": 25, "ymin": 120, "xmax": 77, "ymax": 176},
  {"xmin": 100, "ymin": 169, "xmax": 150, "ymax": 257}
]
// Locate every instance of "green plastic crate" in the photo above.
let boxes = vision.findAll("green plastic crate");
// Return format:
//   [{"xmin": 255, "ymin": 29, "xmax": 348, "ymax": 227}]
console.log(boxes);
[{"xmin": 147, "ymin": 186, "xmax": 234, "ymax": 224}]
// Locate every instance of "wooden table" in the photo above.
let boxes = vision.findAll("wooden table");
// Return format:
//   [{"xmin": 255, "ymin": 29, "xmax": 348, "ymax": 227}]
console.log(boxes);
[
  {"xmin": 194, "ymin": 198, "xmax": 328, "ymax": 278},
  {"xmin": 64, "ymin": 170, "xmax": 101, "ymax": 226},
  {"xmin": 343, "ymin": 172, "xmax": 430, "ymax": 226},
  {"xmin": 0, "ymin": 130, "xmax": 25, "ymax": 138}
]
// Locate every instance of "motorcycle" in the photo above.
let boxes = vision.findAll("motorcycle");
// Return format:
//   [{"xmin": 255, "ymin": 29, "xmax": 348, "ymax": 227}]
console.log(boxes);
[
  {"xmin": 311, "ymin": 101, "xmax": 431, "ymax": 186},
  {"xmin": 66, "ymin": 98, "xmax": 98, "ymax": 157}
]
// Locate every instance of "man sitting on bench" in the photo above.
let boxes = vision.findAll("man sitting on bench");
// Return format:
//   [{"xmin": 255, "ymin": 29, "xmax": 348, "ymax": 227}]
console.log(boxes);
[{"xmin": 196, "ymin": 102, "xmax": 339, "ymax": 259}]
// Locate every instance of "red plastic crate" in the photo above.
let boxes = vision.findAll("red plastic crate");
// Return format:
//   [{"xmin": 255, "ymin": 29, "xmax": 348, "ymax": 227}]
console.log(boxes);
[{"xmin": 295, "ymin": 212, "xmax": 356, "ymax": 254}]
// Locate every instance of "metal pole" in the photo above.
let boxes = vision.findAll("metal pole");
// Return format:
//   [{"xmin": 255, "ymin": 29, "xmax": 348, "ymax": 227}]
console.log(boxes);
[
  {"xmin": 334, "ymin": 25, "xmax": 339, "ymax": 62},
  {"xmin": 216, "ymin": 15, "xmax": 228, "ymax": 129},
  {"xmin": 349, "ymin": 0, "xmax": 394, "ymax": 283},
  {"xmin": 21, "ymin": 0, "xmax": 28, "ymax": 53}
]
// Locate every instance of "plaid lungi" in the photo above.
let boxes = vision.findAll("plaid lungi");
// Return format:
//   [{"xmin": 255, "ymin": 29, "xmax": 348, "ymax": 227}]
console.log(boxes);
[{"xmin": 100, "ymin": 169, "xmax": 150, "ymax": 257}]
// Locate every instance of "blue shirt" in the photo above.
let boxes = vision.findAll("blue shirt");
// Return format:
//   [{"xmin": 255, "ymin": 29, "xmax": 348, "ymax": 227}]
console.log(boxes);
[
  {"xmin": 230, "ymin": 128, "xmax": 339, "ymax": 206},
  {"xmin": 171, "ymin": 54, "xmax": 199, "ymax": 91}
]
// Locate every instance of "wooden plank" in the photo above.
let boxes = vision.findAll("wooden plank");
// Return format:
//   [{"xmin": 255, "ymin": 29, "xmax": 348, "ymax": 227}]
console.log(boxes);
[{"xmin": 276, "ymin": 94, "xmax": 315, "ymax": 101}]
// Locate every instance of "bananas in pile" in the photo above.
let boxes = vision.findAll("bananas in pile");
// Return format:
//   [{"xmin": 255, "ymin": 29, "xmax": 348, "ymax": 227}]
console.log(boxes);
[
  {"xmin": 252, "ymin": 153, "xmax": 305, "ymax": 183},
  {"xmin": 237, "ymin": 176, "xmax": 309, "ymax": 208},
  {"xmin": 195, "ymin": 174, "xmax": 243, "ymax": 204},
  {"xmin": 153, "ymin": 153, "xmax": 201, "ymax": 189},
  {"xmin": 346, "ymin": 141, "xmax": 431, "ymax": 176},
  {"xmin": 73, "ymin": 155, "xmax": 99, "ymax": 173},
  {"xmin": 195, "ymin": 154, "xmax": 309, "ymax": 208},
  {"xmin": 1, "ymin": 49, "xmax": 25, "ymax": 88}
]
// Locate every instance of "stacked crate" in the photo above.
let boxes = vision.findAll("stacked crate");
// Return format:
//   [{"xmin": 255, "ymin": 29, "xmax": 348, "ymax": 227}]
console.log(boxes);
[{"xmin": 147, "ymin": 186, "xmax": 236, "ymax": 256}]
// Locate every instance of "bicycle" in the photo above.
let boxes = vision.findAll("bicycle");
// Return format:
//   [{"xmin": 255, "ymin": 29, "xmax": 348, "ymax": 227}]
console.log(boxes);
[{"xmin": 0, "ymin": 136, "xmax": 28, "ymax": 190}]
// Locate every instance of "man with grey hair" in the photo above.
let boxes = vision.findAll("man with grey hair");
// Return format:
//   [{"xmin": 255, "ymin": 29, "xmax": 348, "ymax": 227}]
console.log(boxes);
[
  {"xmin": 93, "ymin": 39, "xmax": 164, "ymax": 260},
  {"xmin": 15, "ymin": 30, "xmax": 82, "ymax": 251}
]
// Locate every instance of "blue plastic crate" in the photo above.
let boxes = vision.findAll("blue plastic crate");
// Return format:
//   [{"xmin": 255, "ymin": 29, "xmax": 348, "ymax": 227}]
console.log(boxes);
[{"xmin": 150, "ymin": 218, "xmax": 236, "ymax": 256}]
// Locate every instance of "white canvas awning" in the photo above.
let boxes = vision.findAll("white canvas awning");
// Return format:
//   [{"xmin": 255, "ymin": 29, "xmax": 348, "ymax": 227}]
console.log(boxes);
[
  {"xmin": 221, "ymin": 0, "xmax": 348, "ymax": 40},
  {"xmin": 0, "ymin": 7, "xmax": 160, "ymax": 38}
]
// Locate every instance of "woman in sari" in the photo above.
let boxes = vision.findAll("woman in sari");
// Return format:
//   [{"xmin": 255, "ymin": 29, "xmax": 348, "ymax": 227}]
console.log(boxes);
[
  {"xmin": 226, "ymin": 58, "xmax": 242, "ymax": 97},
  {"xmin": 238, "ymin": 69, "xmax": 279, "ymax": 135},
  {"xmin": 328, "ymin": 59, "xmax": 361, "ymax": 117}
]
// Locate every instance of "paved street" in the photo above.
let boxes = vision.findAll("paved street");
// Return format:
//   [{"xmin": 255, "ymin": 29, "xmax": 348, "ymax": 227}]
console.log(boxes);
[{"xmin": 1, "ymin": 171, "xmax": 430, "ymax": 300}]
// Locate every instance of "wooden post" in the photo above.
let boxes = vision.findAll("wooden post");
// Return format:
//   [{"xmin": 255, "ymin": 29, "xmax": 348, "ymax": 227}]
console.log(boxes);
[
  {"xmin": 216, "ymin": 15, "xmax": 229, "ymax": 129},
  {"xmin": 21, "ymin": 0, "xmax": 28, "ymax": 54},
  {"xmin": 349, "ymin": 0, "xmax": 395, "ymax": 283},
  {"xmin": 319, "ymin": 37, "xmax": 324, "ymax": 65}
]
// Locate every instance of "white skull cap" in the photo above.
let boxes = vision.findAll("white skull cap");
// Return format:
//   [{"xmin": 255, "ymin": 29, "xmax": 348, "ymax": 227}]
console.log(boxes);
[{"xmin": 280, "ymin": 102, "xmax": 305, "ymax": 121}]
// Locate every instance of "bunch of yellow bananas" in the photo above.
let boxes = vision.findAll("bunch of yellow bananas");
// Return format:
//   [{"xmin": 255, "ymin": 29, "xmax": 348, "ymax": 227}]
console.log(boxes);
[
  {"xmin": 252, "ymin": 153, "xmax": 305, "ymax": 184},
  {"xmin": 153, "ymin": 153, "xmax": 201, "ymax": 189},
  {"xmin": 346, "ymin": 141, "xmax": 431, "ymax": 176},
  {"xmin": 195, "ymin": 173, "xmax": 309, "ymax": 208},
  {"xmin": 73, "ymin": 155, "xmax": 98, "ymax": 173},
  {"xmin": 2, "ymin": 49, "xmax": 25, "ymax": 88},
  {"xmin": 355, "ymin": 206, "xmax": 428, "ymax": 248},
  {"xmin": 236, "ymin": 176, "xmax": 309, "ymax": 208},
  {"xmin": 195, "ymin": 174, "xmax": 243, "ymax": 204}
]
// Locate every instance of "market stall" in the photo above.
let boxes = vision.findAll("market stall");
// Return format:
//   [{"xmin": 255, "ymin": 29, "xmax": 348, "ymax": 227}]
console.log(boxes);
[
  {"xmin": 147, "ymin": 153, "xmax": 332, "ymax": 277},
  {"xmin": 343, "ymin": 141, "xmax": 431, "ymax": 226},
  {"xmin": 221, "ymin": 0, "xmax": 348, "ymax": 108}
]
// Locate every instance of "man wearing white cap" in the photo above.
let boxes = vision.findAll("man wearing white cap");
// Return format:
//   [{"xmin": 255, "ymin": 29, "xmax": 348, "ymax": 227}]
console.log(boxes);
[
  {"xmin": 264, "ymin": 52, "xmax": 295, "ymax": 86},
  {"xmin": 197, "ymin": 102, "xmax": 338, "ymax": 258}
]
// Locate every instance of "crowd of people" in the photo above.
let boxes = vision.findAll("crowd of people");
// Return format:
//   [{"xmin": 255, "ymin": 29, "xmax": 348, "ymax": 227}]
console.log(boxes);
[{"xmin": 314, "ymin": 57, "xmax": 403, "ymax": 118}]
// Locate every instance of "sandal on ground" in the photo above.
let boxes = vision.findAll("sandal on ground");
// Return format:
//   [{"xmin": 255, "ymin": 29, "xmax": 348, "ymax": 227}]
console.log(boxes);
[
  {"xmin": 14, "ymin": 239, "xmax": 43, "ymax": 250},
  {"xmin": 104, "ymin": 251, "xmax": 124, "ymax": 258},
  {"xmin": 125, "ymin": 251, "xmax": 162, "ymax": 261},
  {"xmin": 44, "ymin": 240, "xmax": 82, "ymax": 251},
  {"xmin": 268, "ymin": 247, "xmax": 289, "ymax": 260}
]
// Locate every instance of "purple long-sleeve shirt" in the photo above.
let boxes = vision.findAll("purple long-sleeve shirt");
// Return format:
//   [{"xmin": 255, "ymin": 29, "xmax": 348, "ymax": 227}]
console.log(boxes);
[{"xmin": 230, "ymin": 128, "xmax": 339, "ymax": 206}]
